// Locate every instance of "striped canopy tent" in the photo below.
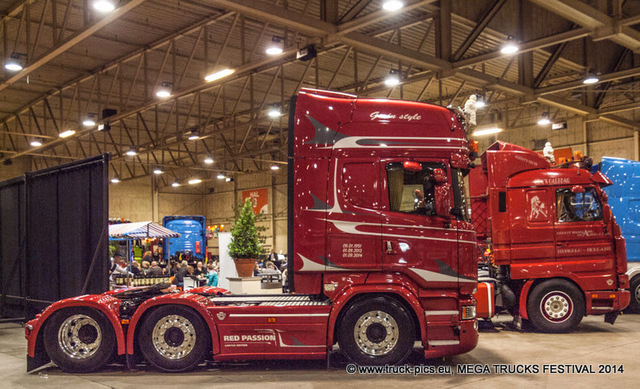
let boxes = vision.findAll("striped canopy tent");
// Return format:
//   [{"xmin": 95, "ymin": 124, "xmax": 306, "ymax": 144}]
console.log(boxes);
[{"xmin": 109, "ymin": 221, "xmax": 181, "ymax": 239}]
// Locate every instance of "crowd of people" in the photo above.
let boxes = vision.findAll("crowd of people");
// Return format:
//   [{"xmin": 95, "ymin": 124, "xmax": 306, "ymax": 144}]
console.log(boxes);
[
  {"xmin": 109, "ymin": 253, "xmax": 220, "ymax": 289},
  {"xmin": 109, "ymin": 248, "xmax": 289, "ymax": 290}
]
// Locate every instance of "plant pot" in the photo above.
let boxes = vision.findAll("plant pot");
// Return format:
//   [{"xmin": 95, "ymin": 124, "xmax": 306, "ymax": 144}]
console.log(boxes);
[{"xmin": 234, "ymin": 258, "xmax": 256, "ymax": 277}]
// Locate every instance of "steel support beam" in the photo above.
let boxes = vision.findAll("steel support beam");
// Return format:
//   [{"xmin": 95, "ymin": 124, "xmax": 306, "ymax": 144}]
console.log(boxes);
[{"xmin": 0, "ymin": 0, "xmax": 148, "ymax": 93}]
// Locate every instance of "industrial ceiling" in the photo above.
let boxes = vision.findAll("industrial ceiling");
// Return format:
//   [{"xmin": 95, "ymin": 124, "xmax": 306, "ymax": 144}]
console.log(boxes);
[{"xmin": 1, "ymin": 0, "xmax": 640, "ymax": 190}]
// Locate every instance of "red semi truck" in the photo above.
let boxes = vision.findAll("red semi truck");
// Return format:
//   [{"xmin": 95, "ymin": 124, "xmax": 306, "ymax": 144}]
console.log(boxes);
[
  {"xmin": 25, "ymin": 88, "xmax": 479, "ymax": 373},
  {"xmin": 470, "ymin": 141, "xmax": 630, "ymax": 333}
]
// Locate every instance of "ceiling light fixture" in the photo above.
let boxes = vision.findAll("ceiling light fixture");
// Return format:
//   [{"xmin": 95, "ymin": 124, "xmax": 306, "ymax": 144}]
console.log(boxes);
[
  {"xmin": 268, "ymin": 104, "xmax": 281, "ymax": 118},
  {"xmin": 583, "ymin": 70, "xmax": 599, "ymax": 85},
  {"xmin": 217, "ymin": 174, "xmax": 226, "ymax": 180},
  {"xmin": 500, "ymin": 36, "xmax": 519, "ymax": 55},
  {"xmin": 59, "ymin": 130, "xmax": 76, "ymax": 138},
  {"xmin": 385, "ymin": 69, "xmax": 400, "ymax": 87},
  {"xmin": 473, "ymin": 127, "xmax": 503, "ymax": 137},
  {"xmin": 538, "ymin": 112, "xmax": 551, "ymax": 126},
  {"xmin": 30, "ymin": 138, "xmax": 43, "ymax": 147},
  {"xmin": 204, "ymin": 156, "xmax": 214, "ymax": 164},
  {"xmin": 205, "ymin": 68, "xmax": 235, "ymax": 82},
  {"xmin": 153, "ymin": 167, "xmax": 164, "ymax": 175},
  {"xmin": 156, "ymin": 82, "xmax": 172, "ymax": 98},
  {"xmin": 111, "ymin": 177, "xmax": 120, "ymax": 184},
  {"xmin": 126, "ymin": 147, "xmax": 137, "ymax": 156},
  {"xmin": 271, "ymin": 165, "xmax": 280, "ymax": 170},
  {"xmin": 476, "ymin": 93, "xmax": 486, "ymax": 108},
  {"xmin": 266, "ymin": 36, "xmax": 284, "ymax": 55},
  {"xmin": 172, "ymin": 181, "xmax": 180, "ymax": 187},
  {"xmin": 83, "ymin": 113, "xmax": 98, "ymax": 127},
  {"xmin": 93, "ymin": 0, "xmax": 116, "ymax": 13},
  {"xmin": 188, "ymin": 129, "xmax": 200, "ymax": 140},
  {"xmin": 188, "ymin": 178, "xmax": 202, "ymax": 185},
  {"xmin": 382, "ymin": 0, "xmax": 404, "ymax": 11},
  {"xmin": 4, "ymin": 53, "xmax": 25, "ymax": 72}
]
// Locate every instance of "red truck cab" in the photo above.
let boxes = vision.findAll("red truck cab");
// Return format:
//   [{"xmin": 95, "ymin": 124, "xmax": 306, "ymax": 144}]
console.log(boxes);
[{"xmin": 471, "ymin": 141, "xmax": 630, "ymax": 332}]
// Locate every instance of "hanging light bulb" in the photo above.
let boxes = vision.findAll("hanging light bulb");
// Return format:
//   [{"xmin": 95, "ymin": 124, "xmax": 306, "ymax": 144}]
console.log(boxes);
[
  {"xmin": 385, "ymin": 69, "xmax": 400, "ymax": 87},
  {"xmin": 204, "ymin": 156, "xmax": 214, "ymax": 164},
  {"xmin": 500, "ymin": 36, "xmax": 519, "ymax": 55},
  {"xmin": 266, "ymin": 36, "xmax": 284, "ymax": 55},
  {"xmin": 382, "ymin": 0, "xmax": 404, "ymax": 11},
  {"xmin": 271, "ymin": 165, "xmax": 280, "ymax": 170},
  {"xmin": 538, "ymin": 112, "xmax": 551, "ymax": 126},
  {"xmin": 268, "ymin": 104, "xmax": 281, "ymax": 118},
  {"xmin": 217, "ymin": 173, "xmax": 226, "ymax": 180},
  {"xmin": 172, "ymin": 181, "xmax": 180, "ymax": 187},
  {"xmin": 188, "ymin": 129, "xmax": 200, "ymax": 140},
  {"xmin": 126, "ymin": 147, "xmax": 137, "ymax": 156},
  {"xmin": 156, "ymin": 82, "xmax": 172, "ymax": 98},
  {"xmin": 30, "ymin": 138, "xmax": 43, "ymax": 147},
  {"xmin": 583, "ymin": 70, "xmax": 599, "ymax": 85},
  {"xmin": 93, "ymin": 0, "xmax": 116, "ymax": 13},
  {"xmin": 153, "ymin": 167, "xmax": 164, "ymax": 175},
  {"xmin": 4, "ymin": 53, "xmax": 25, "ymax": 71},
  {"xmin": 111, "ymin": 177, "xmax": 120, "ymax": 184},
  {"xmin": 476, "ymin": 94, "xmax": 486, "ymax": 108},
  {"xmin": 188, "ymin": 178, "xmax": 202, "ymax": 185}
]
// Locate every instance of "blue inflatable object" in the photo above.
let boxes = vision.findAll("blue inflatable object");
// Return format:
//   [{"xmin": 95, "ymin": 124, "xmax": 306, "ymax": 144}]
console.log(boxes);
[{"xmin": 597, "ymin": 157, "xmax": 640, "ymax": 262}]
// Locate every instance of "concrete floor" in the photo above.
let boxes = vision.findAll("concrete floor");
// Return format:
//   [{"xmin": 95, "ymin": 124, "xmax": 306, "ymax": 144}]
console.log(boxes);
[{"xmin": 2, "ymin": 314, "xmax": 639, "ymax": 388}]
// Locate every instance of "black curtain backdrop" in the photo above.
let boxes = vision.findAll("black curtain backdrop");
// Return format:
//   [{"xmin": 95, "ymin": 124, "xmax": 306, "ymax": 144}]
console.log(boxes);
[{"xmin": 0, "ymin": 154, "xmax": 109, "ymax": 319}]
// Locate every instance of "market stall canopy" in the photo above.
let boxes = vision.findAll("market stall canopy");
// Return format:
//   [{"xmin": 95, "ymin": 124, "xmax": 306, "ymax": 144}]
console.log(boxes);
[{"xmin": 109, "ymin": 221, "xmax": 181, "ymax": 239}]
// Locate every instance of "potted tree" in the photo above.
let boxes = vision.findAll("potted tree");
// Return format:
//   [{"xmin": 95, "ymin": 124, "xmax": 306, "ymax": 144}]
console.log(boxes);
[{"xmin": 228, "ymin": 198, "xmax": 264, "ymax": 277}]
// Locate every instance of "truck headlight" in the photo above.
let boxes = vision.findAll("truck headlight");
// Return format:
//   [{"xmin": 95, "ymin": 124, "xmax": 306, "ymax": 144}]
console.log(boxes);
[{"xmin": 462, "ymin": 305, "xmax": 476, "ymax": 320}]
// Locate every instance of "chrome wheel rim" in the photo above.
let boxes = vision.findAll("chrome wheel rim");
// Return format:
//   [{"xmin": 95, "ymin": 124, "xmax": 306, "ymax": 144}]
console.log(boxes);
[
  {"xmin": 58, "ymin": 314, "xmax": 102, "ymax": 360},
  {"xmin": 353, "ymin": 310, "xmax": 399, "ymax": 356},
  {"xmin": 635, "ymin": 284, "xmax": 640, "ymax": 303},
  {"xmin": 540, "ymin": 291, "xmax": 573, "ymax": 323},
  {"xmin": 152, "ymin": 314, "xmax": 196, "ymax": 360}
]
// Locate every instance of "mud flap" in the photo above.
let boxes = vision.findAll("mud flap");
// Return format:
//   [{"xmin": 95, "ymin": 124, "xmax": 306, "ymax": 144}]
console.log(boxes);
[
  {"xmin": 604, "ymin": 311, "xmax": 619, "ymax": 325},
  {"xmin": 27, "ymin": 353, "xmax": 50, "ymax": 373}
]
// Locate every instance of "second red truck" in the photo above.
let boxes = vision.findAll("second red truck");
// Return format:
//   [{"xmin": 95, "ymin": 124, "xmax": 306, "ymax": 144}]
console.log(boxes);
[{"xmin": 471, "ymin": 141, "xmax": 630, "ymax": 332}]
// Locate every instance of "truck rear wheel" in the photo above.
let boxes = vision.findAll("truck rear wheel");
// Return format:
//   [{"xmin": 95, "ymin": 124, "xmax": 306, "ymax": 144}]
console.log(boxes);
[
  {"xmin": 627, "ymin": 276, "xmax": 640, "ymax": 314},
  {"xmin": 527, "ymin": 279, "xmax": 585, "ymax": 333},
  {"xmin": 43, "ymin": 307, "xmax": 116, "ymax": 373},
  {"xmin": 337, "ymin": 296, "xmax": 415, "ymax": 365},
  {"xmin": 138, "ymin": 305, "xmax": 210, "ymax": 372}
]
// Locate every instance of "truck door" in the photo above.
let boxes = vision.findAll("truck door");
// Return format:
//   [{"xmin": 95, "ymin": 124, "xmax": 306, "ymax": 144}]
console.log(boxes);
[
  {"xmin": 380, "ymin": 159, "xmax": 459, "ymax": 289},
  {"xmin": 554, "ymin": 187, "xmax": 614, "ymax": 278},
  {"xmin": 325, "ymin": 154, "xmax": 382, "ymax": 270},
  {"xmin": 507, "ymin": 188, "xmax": 556, "ymax": 278}
]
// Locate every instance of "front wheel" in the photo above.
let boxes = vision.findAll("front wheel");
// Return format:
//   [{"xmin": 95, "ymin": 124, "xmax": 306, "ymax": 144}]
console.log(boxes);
[
  {"xmin": 626, "ymin": 275, "xmax": 640, "ymax": 314},
  {"xmin": 138, "ymin": 305, "xmax": 210, "ymax": 372},
  {"xmin": 337, "ymin": 296, "xmax": 415, "ymax": 365},
  {"xmin": 43, "ymin": 307, "xmax": 116, "ymax": 373},
  {"xmin": 527, "ymin": 279, "xmax": 585, "ymax": 333}
]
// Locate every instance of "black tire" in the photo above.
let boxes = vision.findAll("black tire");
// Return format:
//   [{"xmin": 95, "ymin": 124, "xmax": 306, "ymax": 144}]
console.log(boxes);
[
  {"xmin": 43, "ymin": 307, "xmax": 116, "ymax": 373},
  {"xmin": 337, "ymin": 296, "xmax": 415, "ymax": 366},
  {"xmin": 138, "ymin": 305, "xmax": 210, "ymax": 372},
  {"xmin": 626, "ymin": 275, "xmax": 640, "ymax": 314},
  {"xmin": 527, "ymin": 279, "xmax": 585, "ymax": 333}
]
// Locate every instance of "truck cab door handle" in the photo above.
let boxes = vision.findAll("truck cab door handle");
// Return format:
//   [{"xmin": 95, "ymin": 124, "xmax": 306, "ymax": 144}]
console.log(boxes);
[{"xmin": 385, "ymin": 241, "xmax": 394, "ymax": 254}]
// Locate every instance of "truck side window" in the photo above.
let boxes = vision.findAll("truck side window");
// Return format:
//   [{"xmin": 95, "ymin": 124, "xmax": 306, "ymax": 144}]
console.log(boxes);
[
  {"xmin": 386, "ymin": 162, "xmax": 445, "ymax": 215},
  {"xmin": 556, "ymin": 188, "xmax": 603, "ymax": 222}
]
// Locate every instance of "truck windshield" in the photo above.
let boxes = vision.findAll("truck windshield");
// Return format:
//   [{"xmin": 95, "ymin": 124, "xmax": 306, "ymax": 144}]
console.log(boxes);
[
  {"xmin": 556, "ymin": 187, "xmax": 602, "ymax": 222},
  {"xmin": 452, "ymin": 168, "xmax": 470, "ymax": 222}
]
